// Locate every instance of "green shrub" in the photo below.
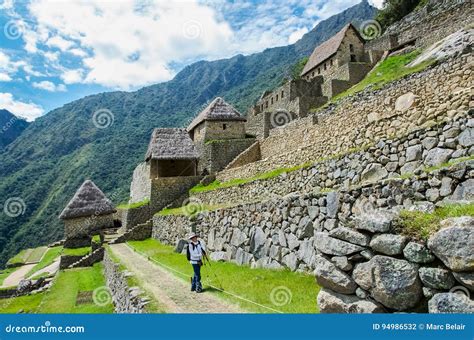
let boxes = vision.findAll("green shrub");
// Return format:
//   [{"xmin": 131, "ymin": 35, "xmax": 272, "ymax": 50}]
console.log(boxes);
[{"xmin": 376, "ymin": 0, "xmax": 424, "ymax": 30}]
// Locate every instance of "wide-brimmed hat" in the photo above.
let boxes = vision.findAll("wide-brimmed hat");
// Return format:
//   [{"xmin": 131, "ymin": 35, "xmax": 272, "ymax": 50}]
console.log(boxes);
[{"xmin": 188, "ymin": 232, "xmax": 199, "ymax": 239}]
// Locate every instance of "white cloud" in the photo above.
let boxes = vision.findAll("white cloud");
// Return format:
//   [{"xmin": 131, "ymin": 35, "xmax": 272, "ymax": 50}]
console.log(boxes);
[
  {"xmin": 32, "ymin": 80, "xmax": 66, "ymax": 92},
  {"xmin": 25, "ymin": 0, "xmax": 234, "ymax": 89},
  {"xmin": 0, "ymin": 73, "xmax": 12, "ymax": 81},
  {"xmin": 0, "ymin": 50, "xmax": 25, "ymax": 80},
  {"xmin": 368, "ymin": 0, "xmax": 384, "ymax": 9},
  {"xmin": 0, "ymin": 92, "xmax": 44, "ymax": 121},
  {"xmin": 288, "ymin": 27, "xmax": 309, "ymax": 44},
  {"xmin": 60, "ymin": 69, "xmax": 84, "ymax": 84},
  {"xmin": 46, "ymin": 35, "xmax": 75, "ymax": 51},
  {"xmin": 68, "ymin": 48, "xmax": 88, "ymax": 57}
]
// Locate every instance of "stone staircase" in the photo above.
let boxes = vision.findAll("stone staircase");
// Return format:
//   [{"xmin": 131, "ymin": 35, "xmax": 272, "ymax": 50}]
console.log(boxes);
[
  {"xmin": 67, "ymin": 247, "xmax": 105, "ymax": 269},
  {"xmin": 109, "ymin": 220, "xmax": 153, "ymax": 244},
  {"xmin": 103, "ymin": 228, "xmax": 123, "ymax": 244}
]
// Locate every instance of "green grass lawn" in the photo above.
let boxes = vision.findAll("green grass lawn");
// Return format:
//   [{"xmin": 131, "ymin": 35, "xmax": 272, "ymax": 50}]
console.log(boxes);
[
  {"xmin": 397, "ymin": 202, "xmax": 474, "ymax": 240},
  {"xmin": 0, "ymin": 293, "xmax": 45, "ymax": 313},
  {"xmin": 117, "ymin": 198, "xmax": 150, "ymax": 209},
  {"xmin": 6, "ymin": 248, "xmax": 32, "ymax": 266},
  {"xmin": 37, "ymin": 263, "xmax": 114, "ymax": 313},
  {"xmin": 62, "ymin": 246, "xmax": 91, "ymax": 257},
  {"xmin": 26, "ymin": 246, "xmax": 63, "ymax": 278},
  {"xmin": 6, "ymin": 246, "xmax": 49, "ymax": 267},
  {"xmin": 127, "ymin": 239, "xmax": 319, "ymax": 313}
]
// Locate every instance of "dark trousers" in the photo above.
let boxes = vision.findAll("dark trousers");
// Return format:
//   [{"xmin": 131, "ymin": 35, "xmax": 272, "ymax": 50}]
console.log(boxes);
[{"xmin": 191, "ymin": 263, "xmax": 202, "ymax": 290}]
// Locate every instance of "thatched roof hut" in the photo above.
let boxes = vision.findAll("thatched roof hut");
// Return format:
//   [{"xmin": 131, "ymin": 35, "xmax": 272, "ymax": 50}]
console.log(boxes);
[
  {"xmin": 145, "ymin": 128, "xmax": 199, "ymax": 161},
  {"xmin": 186, "ymin": 97, "xmax": 246, "ymax": 132},
  {"xmin": 59, "ymin": 180, "xmax": 116, "ymax": 220}
]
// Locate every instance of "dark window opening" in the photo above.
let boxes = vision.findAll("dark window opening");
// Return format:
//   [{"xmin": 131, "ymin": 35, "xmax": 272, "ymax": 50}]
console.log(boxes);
[
  {"xmin": 223, "ymin": 124, "xmax": 227, "ymax": 130},
  {"xmin": 318, "ymin": 68, "xmax": 321, "ymax": 74},
  {"xmin": 271, "ymin": 97, "xmax": 273, "ymax": 104},
  {"xmin": 266, "ymin": 101, "xmax": 268, "ymax": 108},
  {"xmin": 349, "ymin": 44, "xmax": 354, "ymax": 52},
  {"xmin": 276, "ymin": 94, "xmax": 278, "ymax": 101},
  {"xmin": 324, "ymin": 63, "xmax": 327, "ymax": 71},
  {"xmin": 281, "ymin": 91, "xmax": 284, "ymax": 98},
  {"xmin": 350, "ymin": 54, "xmax": 357, "ymax": 62}
]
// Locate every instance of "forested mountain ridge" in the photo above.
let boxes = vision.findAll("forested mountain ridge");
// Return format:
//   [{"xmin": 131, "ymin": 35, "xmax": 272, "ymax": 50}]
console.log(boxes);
[{"xmin": 0, "ymin": 1, "xmax": 376, "ymax": 267}]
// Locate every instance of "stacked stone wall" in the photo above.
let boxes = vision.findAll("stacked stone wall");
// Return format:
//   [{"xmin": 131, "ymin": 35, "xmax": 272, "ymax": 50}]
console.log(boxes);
[
  {"xmin": 217, "ymin": 54, "xmax": 472, "ymax": 183},
  {"xmin": 103, "ymin": 250, "xmax": 149, "ymax": 313},
  {"xmin": 120, "ymin": 205, "xmax": 151, "ymax": 231},
  {"xmin": 150, "ymin": 176, "xmax": 202, "ymax": 214},
  {"xmin": 193, "ymin": 116, "xmax": 473, "ymax": 206},
  {"xmin": 200, "ymin": 138, "xmax": 256, "ymax": 174},
  {"xmin": 129, "ymin": 162, "xmax": 151, "ymax": 204}
]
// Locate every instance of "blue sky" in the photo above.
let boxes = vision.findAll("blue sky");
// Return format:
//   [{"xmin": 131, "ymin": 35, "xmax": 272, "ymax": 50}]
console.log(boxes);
[{"xmin": 0, "ymin": 0, "xmax": 381, "ymax": 121}]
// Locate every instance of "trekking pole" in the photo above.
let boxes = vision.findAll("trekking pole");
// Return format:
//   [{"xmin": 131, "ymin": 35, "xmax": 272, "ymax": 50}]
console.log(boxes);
[{"xmin": 203, "ymin": 252, "xmax": 224, "ymax": 290}]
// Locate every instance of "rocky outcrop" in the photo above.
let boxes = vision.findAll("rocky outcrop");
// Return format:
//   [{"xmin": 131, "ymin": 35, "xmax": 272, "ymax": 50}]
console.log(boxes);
[{"xmin": 427, "ymin": 217, "xmax": 474, "ymax": 272}]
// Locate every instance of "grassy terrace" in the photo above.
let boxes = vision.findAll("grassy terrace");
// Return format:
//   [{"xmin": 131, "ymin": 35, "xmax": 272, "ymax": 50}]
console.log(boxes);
[
  {"xmin": 6, "ymin": 246, "xmax": 48, "ymax": 267},
  {"xmin": 313, "ymin": 49, "xmax": 436, "ymax": 111},
  {"xmin": 0, "ymin": 267, "xmax": 19, "ymax": 286},
  {"xmin": 117, "ymin": 198, "xmax": 150, "ymax": 210},
  {"xmin": 62, "ymin": 246, "xmax": 91, "ymax": 257},
  {"xmin": 128, "ymin": 239, "xmax": 319, "ymax": 313},
  {"xmin": 397, "ymin": 202, "xmax": 474, "ymax": 240},
  {"xmin": 1, "ymin": 263, "xmax": 113, "ymax": 314},
  {"xmin": 25, "ymin": 246, "xmax": 63, "ymax": 278}
]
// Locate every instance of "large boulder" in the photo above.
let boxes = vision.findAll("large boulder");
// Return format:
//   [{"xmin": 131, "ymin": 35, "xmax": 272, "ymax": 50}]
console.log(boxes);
[
  {"xmin": 403, "ymin": 242, "xmax": 435, "ymax": 263},
  {"xmin": 314, "ymin": 255, "xmax": 357, "ymax": 294},
  {"xmin": 282, "ymin": 253, "xmax": 298, "ymax": 271},
  {"xmin": 418, "ymin": 267, "xmax": 455, "ymax": 290},
  {"xmin": 317, "ymin": 288, "xmax": 385, "ymax": 313},
  {"xmin": 428, "ymin": 217, "xmax": 474, "ymax": 272},
  {"xmin": 458, "ymin": 127, "xmax": 473, "ymax": 147},
  {"xmin": 424, "ymin": 148, "xmax": 453, "ymax": 167},
  {"xmin": 249, "ymin": 227, "xmax": 266, "ymax": 258},
  {"xmin": 453, "ymin": 272, "xmax": 474, "ymax": 291},
  {"xmin": 314, "ymin": 232, "xmax": 364, "ymax": 256},
  {"xmin": 352, "ymin": 256, "xmax": 422, "ymax": 310},
  {"xmin": 428, "ymin": 293, "xmax": 474, "ymax": 313},
  {"xmin": 370, "ymin": 234, "xmax": 408, "ymax": 255},
  {"xmin": 451, "ymin": 179, "xmax": 474, "ymax": 201},
  {"xmin": 361, "ymin": 163, "xmax": 388, "ymax": 183},
  {"xmin": 210, "ymin": 251, "xmax": 228, "ymax": 262},
  {"xmin": 326, "ymin": 191, "xmax": 340, "ymax": 218},
  {"xmin": 329, "ymin": 226, "xmax": 370, "ymax": 246},
  {"xmin": 230, "ymin": 229, "xmax": 246, "ymax": 247},
  {"xmin": 353, "ymin": 210, "xmax": 395, "ymax": 233}
]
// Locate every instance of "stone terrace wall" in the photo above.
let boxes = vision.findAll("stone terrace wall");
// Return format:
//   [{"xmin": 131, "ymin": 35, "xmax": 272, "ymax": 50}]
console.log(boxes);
[
  {"xmin": 153, "ymin": 164, "xmax": 473, "ymax": 313},
  {"xmin": 154, "ymin": 160, "xmax": 472, "ymax": 269},
  {"xmin": 367, "ymin": 0, "xmax": 474, "ymax": 52},
  {"xmin": 217, "ymin": 54, "xmax": 472, "ymax": 182},
  {"xmin": 152, "ymin": 214, "xmax": 193, "ymax": 247},
  {"xmin": 194, "ymin": 116, "xmax": 473, "ymax": 206},
  {"xmin": 150, "ymin": 176, "xmax": 202, "ymax": 214},
  {"xmin": 120, "ymin": 205, "xmax": 151, "ymax": 231},
  {"xmin": 103, "ymin": 250, "xmax": 149, "ymax": 313}
]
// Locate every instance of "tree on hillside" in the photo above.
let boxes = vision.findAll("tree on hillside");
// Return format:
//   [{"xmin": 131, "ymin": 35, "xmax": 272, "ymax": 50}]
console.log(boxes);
[{"xmin": 376, "ymin": 0, "xmax": 425, "ymax": 30}]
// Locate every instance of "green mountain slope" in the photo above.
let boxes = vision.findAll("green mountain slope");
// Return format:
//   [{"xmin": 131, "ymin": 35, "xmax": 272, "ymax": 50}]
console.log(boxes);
[
  {"xmin": 0, "ymin": 109, "xmax": 29, "ymax": 149},
  {"xmin": 0, "ymin": 1, "xmax": 376, "ymax": 267}
]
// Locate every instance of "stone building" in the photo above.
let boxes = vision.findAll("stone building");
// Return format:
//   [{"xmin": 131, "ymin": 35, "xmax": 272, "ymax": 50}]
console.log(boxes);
[
  {"xmin": 187, "ymin": 97, "xmax": 255, "ymax": 174},
  {"xmin": 246, "ymin": 78, "xmax": 326, "ymax": 139},
  {"xmin": 59, "ymin": 180, "xmax": 116, "ymax": 248},
  {"xmin": 146, "ymin": 128, "xmax": 199, "ymax": 178},
  {"xmin": 129, "ymin": 128, "xmax": 201, "ymax": 207},
  {"xmin": 301, "ymin": 23, "xmax": 375, "ymax": 99},
  {"xmin": 187, "ymin": 97, "xmax": 247, "ymax": 144}
]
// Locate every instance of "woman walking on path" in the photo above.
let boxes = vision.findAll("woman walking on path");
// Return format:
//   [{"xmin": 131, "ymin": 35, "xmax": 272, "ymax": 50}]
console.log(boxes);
[{"xmin": 186, "ymin": 233, "xmax": 206, "ymax": 293}]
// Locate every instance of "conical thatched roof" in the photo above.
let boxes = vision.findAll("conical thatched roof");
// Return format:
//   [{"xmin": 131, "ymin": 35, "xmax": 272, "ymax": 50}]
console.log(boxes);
[
  {"xmin": 186, "ymin": 97, "xmax": 246, "ymax": 132},
  {"xmin": 59, "ymin": 180, "xmax": 116, "ymax": 220},
  {"xmin": 301, "ymin": 23, "xmax": 364, "ymax": 77},
  {"xmin": 145, "ymin": 128, "xmax": 199, "ymax": 161}
]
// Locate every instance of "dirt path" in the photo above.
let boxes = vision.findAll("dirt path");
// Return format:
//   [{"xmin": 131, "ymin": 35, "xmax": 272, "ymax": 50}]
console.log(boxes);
[
  {"xmin": 1, "ymin": 264, "xmax": 36, "ymax": 288},
  {"xmin": 109, "ymin": 243, "xmax": 243, "ymax": 313}
]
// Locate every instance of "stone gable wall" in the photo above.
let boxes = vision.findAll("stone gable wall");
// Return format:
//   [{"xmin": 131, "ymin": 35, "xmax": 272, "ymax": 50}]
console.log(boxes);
[
  {"xmin": 129, "ymin": 162, "xmax": 151, "ymax": 204},
  {"xmin": 218, "ymin": 54, "xmax": 472, "ymax": 183},
  {"xmin": 200, "ymin": 138, "xmax": 256, "ymax": 174},
  {"xmin": 150, "ymin": 176, "xmax": 202, "ymax": 214}
]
